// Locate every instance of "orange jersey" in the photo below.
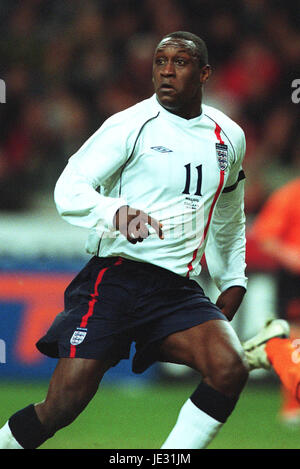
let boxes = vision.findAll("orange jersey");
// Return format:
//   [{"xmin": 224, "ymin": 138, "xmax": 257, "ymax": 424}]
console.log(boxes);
[{"xmin": 251, "ymin": 178, "xmax": 300, "ymax": 250}]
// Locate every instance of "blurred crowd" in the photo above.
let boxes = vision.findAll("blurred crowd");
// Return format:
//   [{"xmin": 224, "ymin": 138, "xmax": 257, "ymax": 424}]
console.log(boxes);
[{"xmin": 0, "ymin": 0, "xmax": 299, "ymax": 217}]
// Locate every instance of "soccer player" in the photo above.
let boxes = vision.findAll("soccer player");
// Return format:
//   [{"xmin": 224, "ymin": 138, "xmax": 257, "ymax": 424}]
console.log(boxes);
[
  {"xmin": 245, "ymin": 179, "xmax": 300, "ymax": 424},
  {"xmin": 243, "ymin": 318, "xmax": 300, "ymax": 423},
  {"xmin": 0, "ymin": 31, "xmax": 249, "ymax": 449}
]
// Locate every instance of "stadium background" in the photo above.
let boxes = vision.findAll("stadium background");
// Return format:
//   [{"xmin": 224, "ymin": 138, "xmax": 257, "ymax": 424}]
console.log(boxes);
[{"xmin": 0, "ymin": 0, "xmax": 299, "ymax": 449}]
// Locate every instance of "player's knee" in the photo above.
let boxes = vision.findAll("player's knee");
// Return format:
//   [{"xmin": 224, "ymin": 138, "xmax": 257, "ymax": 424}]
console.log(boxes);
[
  {"xmin": 208, "ymin": 351, "xmax": 249, "ymax": 398},
  {"xmin": 203, "ymin": 350, "xmax": 249, "ymax": 397}
]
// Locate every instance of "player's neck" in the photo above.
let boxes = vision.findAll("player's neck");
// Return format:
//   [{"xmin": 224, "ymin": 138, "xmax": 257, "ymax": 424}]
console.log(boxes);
[
  {"xmin": 160, "ymin": 96, "xmax": 203, "ymax": 120},
  {"xmin": 168, "ymin": 105, "xmax": 202, "ymax": 120}
]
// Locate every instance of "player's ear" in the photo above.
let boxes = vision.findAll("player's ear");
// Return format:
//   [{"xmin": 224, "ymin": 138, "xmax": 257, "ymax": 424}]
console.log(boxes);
[{"xmin": 200, "ymin": 65, "xmax": 211, "ymax": 84}]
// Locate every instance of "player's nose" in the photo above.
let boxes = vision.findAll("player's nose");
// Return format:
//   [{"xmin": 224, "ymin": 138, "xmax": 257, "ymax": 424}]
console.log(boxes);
[{"xmin": 160, "ymin": 62, "xmax": 176, "ymax": 76}]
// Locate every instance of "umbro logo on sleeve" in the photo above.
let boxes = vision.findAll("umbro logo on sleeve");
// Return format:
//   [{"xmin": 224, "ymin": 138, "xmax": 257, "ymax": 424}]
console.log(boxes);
[{"xmin": 151, "ymin": 146, "xmax": 173, "ymax": 153}]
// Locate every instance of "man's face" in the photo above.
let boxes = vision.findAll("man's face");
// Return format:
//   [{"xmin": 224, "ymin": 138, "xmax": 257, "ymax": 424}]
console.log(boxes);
[{"xmin": 152, "ymin": 38, "xmax": 210, "ymax": 115}]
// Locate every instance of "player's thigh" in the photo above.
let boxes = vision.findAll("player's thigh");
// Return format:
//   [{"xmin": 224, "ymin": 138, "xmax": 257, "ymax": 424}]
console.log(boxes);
[{"xmin": 158, "ymin": 319, "xmax": 246, "ymax": 377}]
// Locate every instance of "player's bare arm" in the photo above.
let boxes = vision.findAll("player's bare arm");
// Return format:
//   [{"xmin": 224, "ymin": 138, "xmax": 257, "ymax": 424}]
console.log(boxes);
[{"xmin": 215, "ymin": 286, "xmax": 246, "ymax": 321}]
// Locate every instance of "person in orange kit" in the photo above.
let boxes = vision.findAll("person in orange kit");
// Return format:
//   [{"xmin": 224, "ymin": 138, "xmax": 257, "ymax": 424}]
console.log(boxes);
[{"xmin": 243, "ymin": 178, "xmax": 300, "ymax": 425}]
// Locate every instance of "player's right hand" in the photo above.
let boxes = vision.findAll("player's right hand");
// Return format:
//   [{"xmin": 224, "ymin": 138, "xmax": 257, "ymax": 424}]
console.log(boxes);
[{"xmin": 113, "ymin": 205, "xmax": 164, "ymax": 244}]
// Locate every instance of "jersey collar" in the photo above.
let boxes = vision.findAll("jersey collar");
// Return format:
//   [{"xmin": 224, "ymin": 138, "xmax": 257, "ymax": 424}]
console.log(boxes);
[{"xmin": 150, "ymin": 94, "xmax": 204, "ymax": 126}]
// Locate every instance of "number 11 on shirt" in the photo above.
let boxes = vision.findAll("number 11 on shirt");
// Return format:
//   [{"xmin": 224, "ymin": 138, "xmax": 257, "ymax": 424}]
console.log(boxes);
[{"xmin": 182, "ymin": 163, "xmax": 203, "ymax": 196}]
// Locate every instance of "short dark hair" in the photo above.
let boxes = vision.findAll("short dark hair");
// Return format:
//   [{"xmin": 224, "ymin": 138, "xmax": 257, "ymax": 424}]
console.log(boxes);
[{"xmin": 159, "ymin": 31, "xmax": 208, "ymax": 67}]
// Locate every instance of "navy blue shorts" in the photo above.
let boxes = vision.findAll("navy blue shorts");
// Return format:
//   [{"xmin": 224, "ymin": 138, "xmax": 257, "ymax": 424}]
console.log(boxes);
[{"xmin": 36, "ymin": 256, "xmax": 227, "ymax": 374}]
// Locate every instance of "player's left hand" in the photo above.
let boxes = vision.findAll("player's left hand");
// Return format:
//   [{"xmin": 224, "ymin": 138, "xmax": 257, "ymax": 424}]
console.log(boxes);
[{"xmin": 216, "ymin": 286, "xmax": 246, "ymax": 321}]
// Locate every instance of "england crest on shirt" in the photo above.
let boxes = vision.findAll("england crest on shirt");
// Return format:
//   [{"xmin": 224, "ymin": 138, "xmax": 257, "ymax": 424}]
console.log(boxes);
[
  {"xmin": 70, "ymin": 327, "xmax": 87, "ymax": 346},
  {"xmin": 216, "ymin": 143, "xmax": 228, "ymax": 171}
]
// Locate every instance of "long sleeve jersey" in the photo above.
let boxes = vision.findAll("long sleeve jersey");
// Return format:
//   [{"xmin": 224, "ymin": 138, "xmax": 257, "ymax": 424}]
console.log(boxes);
[{"xmin": 54, "ymin": 94, "xmax": 247, "ymax": 292}]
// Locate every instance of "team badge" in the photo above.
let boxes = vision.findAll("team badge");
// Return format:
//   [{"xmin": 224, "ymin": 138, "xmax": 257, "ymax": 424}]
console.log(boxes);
[
  {"xmin": 70, "ymin": 327, "xmax": 87, "ymax": 346},
  {"xmin": 216, "ymin": 143, "xmax": 228, "ymax": 170}
]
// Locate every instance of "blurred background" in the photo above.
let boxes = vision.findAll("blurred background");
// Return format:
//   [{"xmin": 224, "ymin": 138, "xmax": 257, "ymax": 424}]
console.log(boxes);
[{"xmin": 0, "ymin": 0, "xmax": 300, "ymax": 449}]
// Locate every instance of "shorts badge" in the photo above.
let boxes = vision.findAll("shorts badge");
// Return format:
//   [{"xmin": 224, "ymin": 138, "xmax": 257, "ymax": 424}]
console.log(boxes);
[
  {"xmin": 216, "ymin": 143, "xmax": 228, "ymax": 171},
  {"xmin": 70, "ymin": 328, "xmax": 87, "ymax": 346}
]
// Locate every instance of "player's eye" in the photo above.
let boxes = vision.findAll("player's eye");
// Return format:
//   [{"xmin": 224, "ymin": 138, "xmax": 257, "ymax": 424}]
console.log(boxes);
[
  {"xmin": 175, "ymin": 58, "xmax": 187, "ymax": 66},
  {"xmin": 155, "ymin": 57, "xmax": 166, "ymax": 65}
]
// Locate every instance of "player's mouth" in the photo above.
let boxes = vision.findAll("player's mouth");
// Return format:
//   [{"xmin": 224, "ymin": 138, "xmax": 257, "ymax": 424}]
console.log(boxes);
[{"xmin": 159, "ymin": 83, "xmax": 175, "ymax": 92}]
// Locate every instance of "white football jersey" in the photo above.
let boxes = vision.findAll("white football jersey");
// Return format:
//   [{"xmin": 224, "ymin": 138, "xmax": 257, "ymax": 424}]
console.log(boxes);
[{"xmin": 54, "ymin": 94, "xmax": 247, "ymax": 291}]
